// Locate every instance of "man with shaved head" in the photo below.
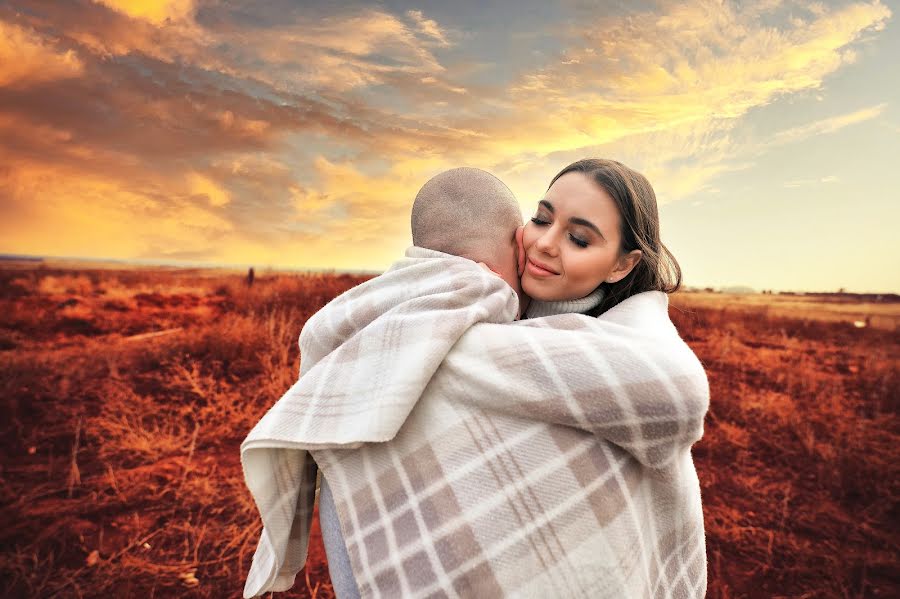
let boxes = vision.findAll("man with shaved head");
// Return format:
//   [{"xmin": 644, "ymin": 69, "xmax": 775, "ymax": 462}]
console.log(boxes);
[
  {"xmin": 265, "ymin": 167, "xmax": 527, "ymax": 599},
  {"xmin": 410, "ymin": 167, "xmax": 524, "ymax": 305}
]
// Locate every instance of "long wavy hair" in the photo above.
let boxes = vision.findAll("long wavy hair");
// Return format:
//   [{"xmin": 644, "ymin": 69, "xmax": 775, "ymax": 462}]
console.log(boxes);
[{"xmin": 547, "ymin": 158, "xmax": 682, "ymax": 316}]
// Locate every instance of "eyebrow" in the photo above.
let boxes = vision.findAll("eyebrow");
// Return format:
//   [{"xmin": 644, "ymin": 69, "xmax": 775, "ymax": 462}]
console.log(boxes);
[{"xmin": 538, "ymin": 199, "xmax": 606, "ymax": 241}]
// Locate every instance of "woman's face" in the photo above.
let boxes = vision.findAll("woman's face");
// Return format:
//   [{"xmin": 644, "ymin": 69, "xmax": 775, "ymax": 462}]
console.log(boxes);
[{"xmin": 521, "ymin": 171, "xmax": 637, "ymax": 302}]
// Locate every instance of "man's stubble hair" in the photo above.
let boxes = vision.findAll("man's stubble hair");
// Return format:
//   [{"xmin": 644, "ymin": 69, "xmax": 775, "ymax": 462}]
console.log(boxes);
[{"xmin": 411, "ymin": 167, "xmax": 523, "ymax": 263}]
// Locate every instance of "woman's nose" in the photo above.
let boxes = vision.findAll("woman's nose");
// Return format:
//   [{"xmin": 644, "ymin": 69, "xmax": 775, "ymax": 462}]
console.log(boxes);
[{"xmin": 534, "ymin": 229, "xmax": 559, "ymax": 257}]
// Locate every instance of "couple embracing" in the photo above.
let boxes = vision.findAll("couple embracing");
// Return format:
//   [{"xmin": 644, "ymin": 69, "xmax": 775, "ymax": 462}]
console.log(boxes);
[{"xmin": 241, "ymin": 158, "xmax": 710, "ymax": 598}]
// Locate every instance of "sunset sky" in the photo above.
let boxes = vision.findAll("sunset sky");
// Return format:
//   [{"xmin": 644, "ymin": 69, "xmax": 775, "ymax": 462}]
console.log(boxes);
[{"xmin": 2, "ymin": 0, "xmax": 898, "ymax": 292}]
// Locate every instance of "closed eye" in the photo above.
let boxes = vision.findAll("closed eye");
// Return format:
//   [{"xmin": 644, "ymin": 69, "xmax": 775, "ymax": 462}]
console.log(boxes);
[
  {"xmin": 569, "ymin": 234, "xmax": 589, "ymax": 248},
  {"xmin": 531, "ymin": 217, "xmax": 590, "ymax": 248}
]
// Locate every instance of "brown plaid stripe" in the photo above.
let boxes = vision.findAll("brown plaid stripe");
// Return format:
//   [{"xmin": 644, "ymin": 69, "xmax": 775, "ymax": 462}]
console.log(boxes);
[{"xmin": 316, "ymin": 404, "xmax": 705, "ymax": 597}]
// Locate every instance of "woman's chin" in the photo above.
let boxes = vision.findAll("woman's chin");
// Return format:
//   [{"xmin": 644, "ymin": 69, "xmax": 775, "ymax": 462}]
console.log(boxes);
[
  {"xmin": 521, "ymin": 277, "xmax": 566, "ymax": 302},
  {"xmin": 522, "ymin": 275, "xmax": 603, "ymax": 303}
]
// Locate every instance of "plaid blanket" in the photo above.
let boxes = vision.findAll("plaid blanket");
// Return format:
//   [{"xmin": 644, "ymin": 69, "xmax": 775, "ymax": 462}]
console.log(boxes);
[{"xmin": 241, "ymin": 246, "xmax": 710, "ymax": 598}]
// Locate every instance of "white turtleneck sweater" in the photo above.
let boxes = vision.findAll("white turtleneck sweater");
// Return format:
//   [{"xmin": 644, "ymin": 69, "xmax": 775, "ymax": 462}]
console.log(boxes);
[{"xmin": 523, "ymin": 284, "xmax": 606, "ymax": 319}]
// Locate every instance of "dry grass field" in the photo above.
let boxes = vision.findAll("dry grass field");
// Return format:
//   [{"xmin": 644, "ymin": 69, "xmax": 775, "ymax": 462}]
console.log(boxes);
[{"xmin": 1, "ymin": 261, "xmax": 897, "ymax": 598}]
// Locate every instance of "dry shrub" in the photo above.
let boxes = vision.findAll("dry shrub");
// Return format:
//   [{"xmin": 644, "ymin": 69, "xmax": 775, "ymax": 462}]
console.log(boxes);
[
  {"xmin": 673, "ymin": 295, "xmax": 899, "ymax": 598},
  {"xmin": 173, "ymin": 306, "xmax": 302, "ymax": 409},
  {"xmin": 1, "ymin": 272, "xmax": 896, "ymax": 598},
  {"xmin": 89, "ymin": 380, "xmax": 195, "ymax": 467},
  {"xmin": 37, "ymin": 273, "xmax": 95, "ymax": 296},
  {"xmin": 222, "ymin": 272, "xmax": 372, "ymax": 318}
]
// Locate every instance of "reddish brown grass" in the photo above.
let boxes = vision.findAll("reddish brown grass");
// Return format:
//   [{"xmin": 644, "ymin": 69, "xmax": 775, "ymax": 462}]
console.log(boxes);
[
  {"xmin": 668, "ymin": 295, "xmax": 899, "ymax": 598},
  {"xmin": 1, "ymin": 264, "xmax": 897, "ymax": 598}
]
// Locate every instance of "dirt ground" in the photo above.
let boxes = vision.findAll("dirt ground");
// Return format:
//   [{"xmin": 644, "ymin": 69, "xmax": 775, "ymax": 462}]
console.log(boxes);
[{"xmin": 1, "ymin": 263, "xmax": 897, "ymax": 597}]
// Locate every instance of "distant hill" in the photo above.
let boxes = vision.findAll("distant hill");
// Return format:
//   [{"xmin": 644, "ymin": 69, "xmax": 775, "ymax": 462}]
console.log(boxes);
[
  {"xmin": 798, "ymin": 292, "xmax": 900, "ymax": 303},
  {"xmin": 679, "ymin": 286, "xmax": 898, "ymax": 302},
  {"xmin": 0, "ymin": 254, "xmax": 43, "ymax": 262},
  {"xmin": 719, "ymin": 286, "xmax": 757, "ymax": 294},
  {"xmin": 1, "ymin": 256, "xmax": 896, "ymax": 300}
]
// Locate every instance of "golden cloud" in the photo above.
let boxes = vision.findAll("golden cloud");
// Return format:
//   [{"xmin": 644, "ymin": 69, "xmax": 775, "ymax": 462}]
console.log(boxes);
[
  {"xmin": 505, "ymin": 0, "xmax": 891, "ymax": 138},
  {"xmin": 93, "ymin": 0, "xmax": 196, "ymax": 25},
  {"xmin": 2, "ymin": 0, "xmax": 894, "ymax": 271},
  {"xmin": 1, "ymin": 160, "xmax": 233, "ymax": 260},
  {"xmin": 406, "ymin": 10, "xmax": 451, "ymax": 47},
  {"xmin": 0, "ymin": 21, "xmax": 84, "ymax": 88},
  {"xmin": 483, "ymin": 0, "xmax": 893, "ymax": 202},
  {"xmin": 296, "ymin": 156, "xmax": 447, "ymax": 237},
  {"xmin": 773, "ymin": 103, "xmax": 887, "ymax": 144},
  {"xmin": 187, "ymin": 172, "xmax": 231, "ymax": 207},
  {"xmin": 238, "ymin": 8, "xmax": 455, "ymax": 93}
]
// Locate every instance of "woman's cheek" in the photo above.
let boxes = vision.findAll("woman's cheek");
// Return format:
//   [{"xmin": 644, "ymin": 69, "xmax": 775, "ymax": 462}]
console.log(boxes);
[{"xmin": 515, "ymin": 226, "xmax": 527, "ymax": 277}]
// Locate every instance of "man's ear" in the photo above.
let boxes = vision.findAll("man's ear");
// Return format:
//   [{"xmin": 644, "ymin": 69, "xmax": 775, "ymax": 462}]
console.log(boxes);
[{"xmin": 609, "ymin": 249, "xmax": 642, "ymax": 283}]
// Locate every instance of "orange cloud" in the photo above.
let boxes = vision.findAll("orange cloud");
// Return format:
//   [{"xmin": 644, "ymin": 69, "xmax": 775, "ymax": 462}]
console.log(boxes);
[
  {"xmin": 93, "ymin": 0, "xmax": 196, "ymax": 25},
  {"xmin": 237, "ymin": 8, "xmax": 455, "ymax": 93},
  {"xmin": 294, "ymin": 156, "xmax": 446, "ymax": 240},
  {"xmin": 2, "ymin": 0, "xmax": 894, "ymax": 280},
  {"xmin": 187, "ymin": 172, "xmax": 231, "ymax": 207},
  {"xmin": 1, "ymin": 161, "xmax": 234, "ymax": 260},
  {"xmin": 0, "ymin": 21, "xmax": 84, "ymax": 88}
]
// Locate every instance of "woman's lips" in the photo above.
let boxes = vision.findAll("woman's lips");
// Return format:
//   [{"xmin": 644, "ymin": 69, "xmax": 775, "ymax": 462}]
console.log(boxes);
[{"xmin": 526, "ymin": 258, "xmax": 558, "ymax": 277}]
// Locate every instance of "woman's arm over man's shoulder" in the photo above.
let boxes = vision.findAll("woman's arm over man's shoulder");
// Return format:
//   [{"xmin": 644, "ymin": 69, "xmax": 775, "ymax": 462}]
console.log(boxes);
[{"xmin": 434, "ymin": 292, "xmax": 710, "ymax": 469}]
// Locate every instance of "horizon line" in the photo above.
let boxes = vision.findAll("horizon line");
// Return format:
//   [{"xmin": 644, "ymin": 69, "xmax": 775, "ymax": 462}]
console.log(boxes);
[{"xmin": 1, "ymin": 252, "xmax": 896, "ymax": 296}]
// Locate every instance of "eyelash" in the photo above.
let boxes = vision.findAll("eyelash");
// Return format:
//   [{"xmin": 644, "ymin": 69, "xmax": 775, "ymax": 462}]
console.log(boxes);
[{"xmin": 529, "ymin": 217, "xmax": 589, "ymax": 248}]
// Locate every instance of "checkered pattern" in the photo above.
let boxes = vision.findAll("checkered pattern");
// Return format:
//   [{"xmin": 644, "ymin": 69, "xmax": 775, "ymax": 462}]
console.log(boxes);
[{"xmin": 241, "ymin": 246, "xmax": 710, "ymax": 598}]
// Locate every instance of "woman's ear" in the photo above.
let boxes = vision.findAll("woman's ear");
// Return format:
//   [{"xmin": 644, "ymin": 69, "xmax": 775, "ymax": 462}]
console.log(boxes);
[{"xmin": 608, "ymin": 249, "xmax": 642, "ymax": 283}]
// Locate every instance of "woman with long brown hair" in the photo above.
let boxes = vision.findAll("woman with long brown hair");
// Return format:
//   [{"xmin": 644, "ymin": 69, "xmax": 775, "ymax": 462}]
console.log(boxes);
[
  {"xmin": 244, "ymin": 159, "xmax": 708, "ymax": 598},
  {"xmin": 518, "ymin": 157, "xmax": 683, "ymax": 319}
]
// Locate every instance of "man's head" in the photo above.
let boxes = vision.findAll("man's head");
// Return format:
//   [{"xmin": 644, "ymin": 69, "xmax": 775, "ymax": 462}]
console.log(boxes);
[{"xmin": 411, "ymin": 167, "xmax": 523, "ymax": 304}]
